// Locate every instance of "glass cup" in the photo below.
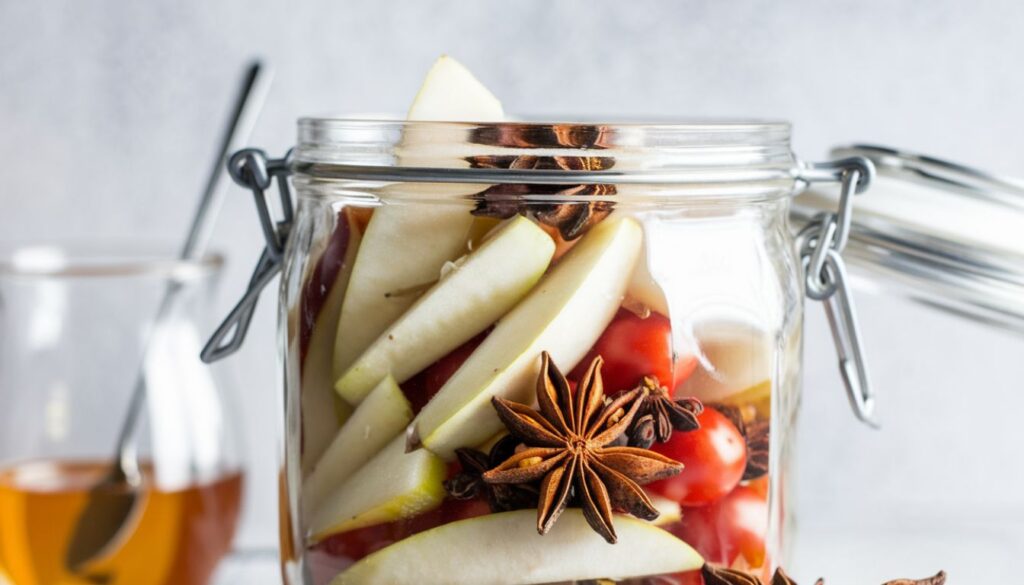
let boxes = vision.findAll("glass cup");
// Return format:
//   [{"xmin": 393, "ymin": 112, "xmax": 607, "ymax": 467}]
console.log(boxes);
[{"xmin": 0, "ymin": 243, "xmax": 244, "ymax": 585}]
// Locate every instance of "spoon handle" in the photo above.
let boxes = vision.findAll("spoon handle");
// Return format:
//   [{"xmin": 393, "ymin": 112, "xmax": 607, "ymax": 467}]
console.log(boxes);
[{"xmin": 113, "ymin": 61, "xmax": 273, "ymax": 465}]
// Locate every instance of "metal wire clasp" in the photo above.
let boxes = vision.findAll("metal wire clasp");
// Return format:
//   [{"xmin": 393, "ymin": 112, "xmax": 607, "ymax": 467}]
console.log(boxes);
[
  {"xmin": 201, "ymin": 148, "xmax": 294, "ymax": 363},
  {"xmin": 796, "ymin": 157, "xmax": 879, "ymax": 426}
]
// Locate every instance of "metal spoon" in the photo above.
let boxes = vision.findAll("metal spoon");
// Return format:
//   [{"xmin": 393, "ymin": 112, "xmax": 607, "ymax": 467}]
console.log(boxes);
[{"xmin": 65, "ymin": 60, "xmax": 272, "ymax": 574}]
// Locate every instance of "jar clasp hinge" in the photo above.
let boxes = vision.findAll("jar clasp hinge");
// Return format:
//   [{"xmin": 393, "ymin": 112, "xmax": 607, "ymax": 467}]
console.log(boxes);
[
  {"xmin": 201, "ymin": 148, "xmax": 294, "ymax": 363},
  {"xmin": 796, "ymin": 157, "xmax": 879, "ymax": 427}
]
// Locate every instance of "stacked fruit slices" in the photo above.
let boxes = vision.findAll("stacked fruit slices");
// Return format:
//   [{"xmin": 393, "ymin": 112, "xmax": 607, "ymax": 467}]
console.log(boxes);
[{"xmin": 296, "ymin": 56, "xmax": 776, "ymax": 585}]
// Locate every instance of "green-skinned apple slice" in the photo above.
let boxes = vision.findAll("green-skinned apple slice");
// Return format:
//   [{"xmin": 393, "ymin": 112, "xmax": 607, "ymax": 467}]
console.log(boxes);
[
  {"xmin": 303, "ymin": 375, "xmax": 413, "ymax": 520},
  {"xmin": 335, "ymin": 216, "xmax": 555, "ymax": 404},
  {"xmin": 331, "ymin": 56, "xmax": 505, "ymax": 380},
  {"xmin": 412, "ymin": 217, "xmax": 643, "ymax": 459},
  {"xmin": 308, "ymin": 435, "xmax": 446, "ymax": 543},
  {"xmin": 330, "ymin": 509, "xmax": 703, "ymax": 585},
  {"xmin": 300, "ymin": 209, "xmax": 362, "ymax": 476}
]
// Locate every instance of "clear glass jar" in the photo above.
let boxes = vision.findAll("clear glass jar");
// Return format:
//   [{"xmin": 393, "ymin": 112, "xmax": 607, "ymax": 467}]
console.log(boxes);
[
  {"xmin": 0, "ymin": 243, "xmax": 244, "ymax": 585},
  {"xmin": 248, "ymin": 118, "xmax": 834, "ymax": 585}
]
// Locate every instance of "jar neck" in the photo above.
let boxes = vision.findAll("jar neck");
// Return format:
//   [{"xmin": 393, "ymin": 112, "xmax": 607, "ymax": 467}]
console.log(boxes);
[{"xmin": 293, "ymin": 118, "xmax": 798, "ymax": 203}]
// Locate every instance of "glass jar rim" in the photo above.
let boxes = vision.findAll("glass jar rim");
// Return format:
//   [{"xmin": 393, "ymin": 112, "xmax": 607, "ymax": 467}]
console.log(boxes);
[
  {"xmin": 0, "ymin": 240, "xmax": 223, "ymax": 280},
  {"xmin": 293, "ymin": 116, "xmax": 798, "ymax": 197}
]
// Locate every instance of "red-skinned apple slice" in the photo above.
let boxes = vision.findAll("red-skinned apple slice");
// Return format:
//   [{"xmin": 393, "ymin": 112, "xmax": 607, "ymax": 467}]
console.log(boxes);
[{"xmin": 301, "ymin": 209, "xmax": 362, "ymax": 476}]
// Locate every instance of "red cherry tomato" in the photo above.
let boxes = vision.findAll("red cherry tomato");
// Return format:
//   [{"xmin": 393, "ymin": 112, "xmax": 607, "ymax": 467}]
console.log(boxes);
[
  {"xmin": 571, "ymin": 309, "xmax": 697, "ymax": 394},
  {"xmin": 403, "ymin": 330, "xmax": 489, "ymax": 412},
  {"xmin": 664, "ymin": 485, "xmax": 768, "ymax": 569},
  {"xmin": 648, "ymin": 407, "xmax": 746, "ymax": 506}
]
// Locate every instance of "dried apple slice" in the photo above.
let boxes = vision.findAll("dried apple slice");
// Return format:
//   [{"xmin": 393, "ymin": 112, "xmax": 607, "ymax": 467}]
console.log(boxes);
[{"xmin": 330, "ymin": 509, "xmax": 703, "ymax": 585}]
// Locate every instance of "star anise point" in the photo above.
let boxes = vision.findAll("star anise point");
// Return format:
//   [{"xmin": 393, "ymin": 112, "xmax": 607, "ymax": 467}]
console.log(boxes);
[{"xmin": 483, "ymin": 353, "xmax": 683, "ymax": 543}]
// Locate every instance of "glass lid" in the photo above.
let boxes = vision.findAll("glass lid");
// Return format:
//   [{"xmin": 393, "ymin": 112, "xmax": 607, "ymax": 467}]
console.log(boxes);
[{"xmin": 794, "ymin": 144, "xmax": 1024, "ymax": 335}]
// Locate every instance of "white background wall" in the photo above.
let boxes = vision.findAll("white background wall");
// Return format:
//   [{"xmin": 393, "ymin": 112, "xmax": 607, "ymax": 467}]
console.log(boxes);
[{"xmin": 2, "ymin": 1, "xmax": 1023, "ymax": 583}]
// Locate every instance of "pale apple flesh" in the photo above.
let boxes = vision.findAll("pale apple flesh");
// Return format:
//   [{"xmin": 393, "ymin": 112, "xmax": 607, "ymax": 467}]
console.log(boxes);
[
  {"xmin": 300, "ymin": 209, "xmax": 362, "ymax": 476},
  {"xmin": 308, "ymin": 435, "xmax": 446, "ymax": 543},
  {"xmin": 330, "ymin": 509, "xmax": 704, "ymax": 585},
  {"xmin": 335, "ymin": 216, "xmax": 555, "ymax": 404},
  {"xmin": 412, "ymin": 217, "xmax": 644, "ymax": 460},
  {"xmin": 303, "ymin": 375, "xmax": 413, "ymax": 521},
  {"xmin": 682, "ymin": 320, "xmax": 774, "ymax": 403},
  {"xmin": 648, "ymin": 495, "xmax": 683, "ymax": 527},
  {"xmin": 330, "ymin": 56, "xmax": 505, "ymax": 381},
  {"xmin": 406, "ymin": 55, "xmax": 504, "ymax": 121}
]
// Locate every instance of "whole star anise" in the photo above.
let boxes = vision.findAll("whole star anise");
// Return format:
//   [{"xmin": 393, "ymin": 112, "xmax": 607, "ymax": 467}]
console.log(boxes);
[
  {"xmin": 701, "ymin": 564, "xmax": 946, "ymax": 585},
  {"xmin": 482, "ymin": 352, "xmax": 683, "ymax": 544},
  {"xmin": 444, "ymin": 436, "xmax": 538, "ymax": 512},
  {"xmin": 470, "ymin": 155, "xmax": 615, "ymax": 240},
  {"xmin": 713, "ymin": 403, "xmax": 770, "ymax": 481},
  {"xmin": 626, "ymin": 376, "xmax": 703, "ymax": 444},
  {"xmin": 468, "ymin": 130, "xmax": 616, "ymax": 242}
]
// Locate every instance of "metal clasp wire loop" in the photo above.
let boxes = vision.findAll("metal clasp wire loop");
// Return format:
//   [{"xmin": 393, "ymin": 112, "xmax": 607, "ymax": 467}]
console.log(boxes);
[
  {"xmin": 201, "ymin": 149, "xmax": 294, "ymax": 363},
  {"xmin": 796, "ymin": 157, "xmax": 879, "ymax": 427}
]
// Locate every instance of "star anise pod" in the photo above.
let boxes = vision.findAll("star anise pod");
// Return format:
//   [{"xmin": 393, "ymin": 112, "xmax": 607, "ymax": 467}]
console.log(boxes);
[
  {"xmin": 626, "ymin": 413, "xmax": 657, "ymax": 449},
  {"xmin": 881, "ymin": 573, "xmax": 947, "ymax": 585},
  {"xmin": 701, "ymin": 564, "xmax": 946, "ymax": 585},
  {"xmin": 701, "ymin": 563, "xmax": 763, "ymax": 585},
  {"xmin": 469, "ymin": 122, "xmax": 613, "ymax": 150},
  {"xmin": 469, "ymin": 146, "xmax": 616, "ymax": 241},
  {"xmin": 742, "ymin": 420, "xmax": 769, "ymax": 480},
  {"xmin": 713, "ymin": 403, "xmax": 769, "ymax": 481},
  {"xmin": 444, "ymin": 447, "xmax": 490, "ymax": 500},
  {"xmin": 482, "ymin": 352, "xmax": 683, "ymax": 543},
  {"xmin": 444, "ymin": 437, "xmax": 538, "ymax": 512},
  {"xmin": 624, "ymin": 376, "xmax": 703, "ymax": 444}
]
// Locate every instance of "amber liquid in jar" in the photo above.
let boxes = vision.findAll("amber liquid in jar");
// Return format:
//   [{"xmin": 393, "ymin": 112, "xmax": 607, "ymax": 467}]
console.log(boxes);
[{"xmin": 0, "ymin": 461, "xmax": 242, "ymax": 585}]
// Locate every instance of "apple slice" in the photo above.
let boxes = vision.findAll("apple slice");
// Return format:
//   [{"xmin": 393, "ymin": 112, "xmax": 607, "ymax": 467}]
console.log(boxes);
[
  {"xmin": 626, "ymin": 239, "xmax": 671, "ymax": 317},
  {"xmin": 412, "ymin": 217, "xmax": 643, "ymax": 459},
  {"xmin": 406, "ymin": 55, "xmax": 504, "ymax": 121},
  {"xmin": 648, "ymin": 494, "xmax": 682, "ymax": 527},
  {"xmin": 683, "ymin": 320, "xmax": 774, "ymax": 403},
  {"xmin": 331, "ymin": 56, "xmax": 505, "ymax": 379},
  {"xmin": 309, "ymin": 435, "xmax": 446, "ymax": 542},
  {"xmin": 335, "ymin": 216, "xmax": 555, "ymax": 404},
  {"xmin": 301, "ymin": 209, "xmax": 362, "ymax": 476},
  {"xmin": 330, "ymin": 509, "xmax": 703, "ymax": 585},
  {"xmin": 303, "ymin": 375, "xmax": 413, "ymax": 520},
  {"xmin": 720, "ymin": 379, "xmax": 772, "ymax": 419}
]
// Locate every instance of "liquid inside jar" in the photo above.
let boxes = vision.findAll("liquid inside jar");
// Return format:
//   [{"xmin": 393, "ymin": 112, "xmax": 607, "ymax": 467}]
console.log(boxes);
[
  {"xmin": 289, "ymin": 195, "xmax": 796, "ymax": 585},
  {"xmin": 0, "ymin": 461, "xmax": 242, "ymax": 585}
]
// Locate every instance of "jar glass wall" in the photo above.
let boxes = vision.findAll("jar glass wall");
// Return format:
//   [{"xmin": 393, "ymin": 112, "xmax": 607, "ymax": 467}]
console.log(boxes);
[{"xmin": 280, "ymin": 120, "xmax": 802, "ymax": 585}]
